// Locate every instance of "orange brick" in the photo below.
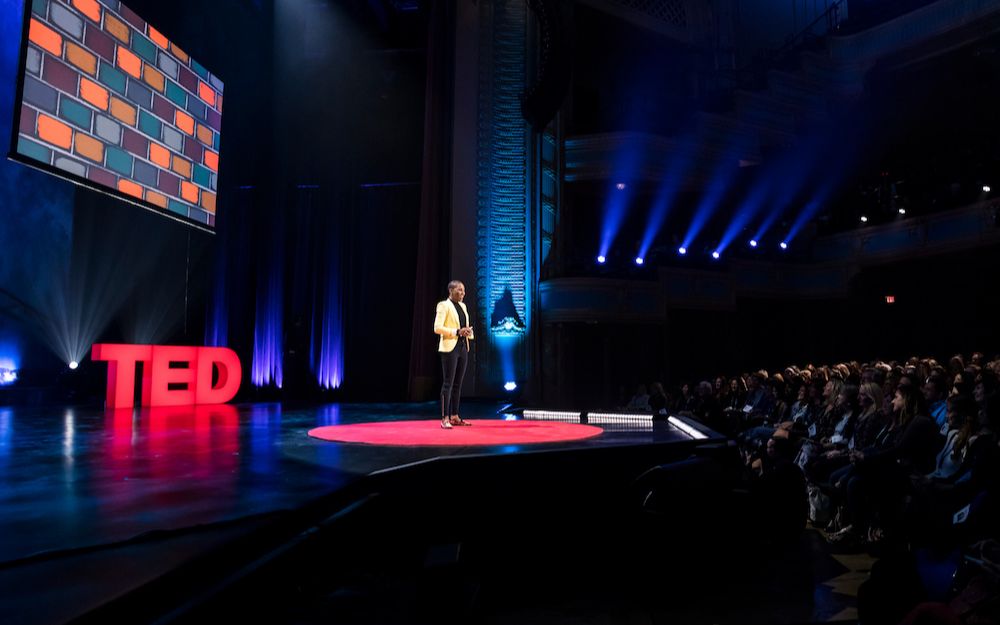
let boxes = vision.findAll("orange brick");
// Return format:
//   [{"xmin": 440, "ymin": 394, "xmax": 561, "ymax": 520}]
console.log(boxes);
[
  {"xmin": 148, "ymin": 26, "xmax": 169, "ymax": 49},
  {"xmin": 143, "ymin": 64, "xmax": 165, "ymax": 92},
  {"xmin": 110, "ymin": 97, "xmax": 137, "ymax": 126},
  {"xmin": 175, "ymin": 110, "xmax": 194, "ymax": 135},
  {"xmin": 170, "ymin": 43, "xmax": 189, "ymax": 63},
  {"xmin": 118, "ymin": 179, "xmax": 144, "ymax": 199},
  {"xmin": 37, "ymin": 115, "xmax": 73, "ymax": 150},
  {"xmin": 198, "ymin": 81, "xmax": 216, "ymax": 107},
  {"xmin": 196, "ymin": 123, "xmax": 213, "ymax": 146},
  {"xmin": 180, "ymin": 181, "xmax": 199, "ymax": 204},
  {"xmin": 203, "ymin": 150, "xmax": 219, "ymax": 173},
  {"xmin": 149, "ymin": 142, "xmax": 171, "ymax": 169},
  {"xmin": 74, "ymin": 133, "xmax": 104, "ymax": 163},
  {"xmin": 66, "ymin": 42, "xmax": 98, "ymax": 75},
  {"xmin": 216, "ymin": 94, "xmax": 223, "ymax": 112},
  {"xmin": 104, "ymin": 13, "xmax": 130, "ymax": 43},
  {"xmin": 72, "ymin": 0, "xmax": 102, "ymax": 22},
  {"xmin": 145, "ymin": 190, "xmax": 168, "ymax": 208},
  {"xmin": 117, "ymin": 46, "xmax": 142, "ymax": 79},
  {"xmin": 201, "ymin": 191, "xmax": 216, "ymax": 214},
  {"xmin": 80, "ymin": 78, "xmax": 109, "ymax": 110},
  {"xmin": 29, "ymin": 18, "xmax": 62, "ymax": 57},
  {"xmin": 172, "ymin": 157, "xmax": 192, "ymax": 178}
]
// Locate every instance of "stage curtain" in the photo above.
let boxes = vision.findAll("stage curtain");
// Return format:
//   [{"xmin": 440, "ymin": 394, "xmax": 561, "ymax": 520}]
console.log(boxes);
[{"xmin": 408, "ymin": 0, "xmax": 455, "ymax": 401}]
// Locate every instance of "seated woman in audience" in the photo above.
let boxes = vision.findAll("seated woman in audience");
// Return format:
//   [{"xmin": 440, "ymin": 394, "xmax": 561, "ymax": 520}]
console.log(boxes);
[
  {"xmin": 926, "ymin": 393, "xmax": 978, "ymax": 480},
  {"xmin": 829, "ymin": 383, "xmax": 942, "ymax": 546},
  {"xmin": 648, "ymin": 382, "xmax": 668, "ymax": 416},
  {"xmin": 625, "ymin": 384, "xmax": 650, "ymax": 411},
  {"xmin": 672, "ymin": 382, "xmax": 695, "ymax": 412},
  {"xmin": 906, "ymin": 395, "xmax": 999, "ymax": 543},
  {"xmin": 806, "ymin": 385, "xmax": 860, "ymax": 483},
  {"xmin": 722, "ymin": 376, "xmax": 747, "ymax": 413}
]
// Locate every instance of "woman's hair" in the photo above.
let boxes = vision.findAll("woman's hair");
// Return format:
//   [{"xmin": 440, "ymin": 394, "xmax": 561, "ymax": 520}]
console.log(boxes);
[
  {"xmin": 447, "ymin": 280, "xmax": 464, "ymax": 293},
  {"xmin": 825, "ymin": 378, "xmax": 845, "ymax": 408},
  {"xmin": 859, "ymin": 382, "xmax": 884, "ymax": 416},
  {"xmin": 948, "ymin": 394, "xmax": 978, "ymax": 458},
  {"xmin": 839, "ymin": 384, "xmax": 860, "ymax": 412},
  {"xmin": 894, "ymin": 383, "xmax": 927, "ymax": 426}
]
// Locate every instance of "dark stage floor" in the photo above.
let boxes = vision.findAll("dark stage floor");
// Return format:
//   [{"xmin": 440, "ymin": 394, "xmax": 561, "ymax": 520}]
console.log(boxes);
[
  {"xmin": 0, "ymin": 400, "xmax": 695, "ymax": 564},
  {"xmin": 0, "ymin": 401, "xmax": 864, "ymax": 625}
]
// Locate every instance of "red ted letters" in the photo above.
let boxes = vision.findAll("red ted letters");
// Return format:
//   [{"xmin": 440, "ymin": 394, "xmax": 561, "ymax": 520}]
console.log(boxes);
[{"xmin": 91, "ymin": 344, "xmax": 242, "ymax": 408}]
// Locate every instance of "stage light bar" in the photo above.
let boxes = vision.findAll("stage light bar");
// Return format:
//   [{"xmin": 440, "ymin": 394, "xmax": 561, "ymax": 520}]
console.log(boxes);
[
  {"xmin": 586, "ymin": 412, "xmax": 653, "ymax": 424},
  {"xmin": 667, "ymin": 416, "xmax": 708, "ymax": 439},
  {"xmin": 597, "ymin": 255, "xmax": 606, "ymax": 264},
  {"xmin": 522, "ymin": 410, "xmax": 581, "ymax": 422}
]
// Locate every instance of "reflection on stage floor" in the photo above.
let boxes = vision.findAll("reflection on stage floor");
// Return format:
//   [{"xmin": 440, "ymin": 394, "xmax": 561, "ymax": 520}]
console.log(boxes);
[{"xmin": 0, "ymin": 401, "xmax": 704, "ymax": 564}]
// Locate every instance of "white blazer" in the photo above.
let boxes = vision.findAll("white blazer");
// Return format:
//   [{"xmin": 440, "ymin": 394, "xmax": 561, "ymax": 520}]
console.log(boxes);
[{"xmin": 434, "ymin": 299, "xmax": 474, "ymax": 353}]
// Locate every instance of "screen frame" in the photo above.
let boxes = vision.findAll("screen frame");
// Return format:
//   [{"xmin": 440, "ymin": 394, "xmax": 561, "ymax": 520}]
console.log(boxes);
[{"xmin": 6, "ymin": 0, "xmax": 219, "ymax": 234}]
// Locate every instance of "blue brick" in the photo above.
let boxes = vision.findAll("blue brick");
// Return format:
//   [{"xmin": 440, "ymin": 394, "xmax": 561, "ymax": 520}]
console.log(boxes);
[
  {"xmin": 165, "ymin": 80, "xmax": 186, "ymax": 107},
  {"xmin": 105, "ymin": 145, "xmax": 132, "ymax": 176},
  {"xmin": 138, "ymin": 110, "xmax": 162, "ymax": 139},
  {"xmin": 59, "ymin": 97, "xmax": 92, "ymax": 130},
  {"xmin": 18, "ymin": 136, "xmax": 52, "ymax": 163},
  {"xmin": 98, "ymin": 61, "xmax": 127, "ymax": 94},
  {"xmin": 132, "ymin": 33, "xmax": 157, "ymax": 63}
]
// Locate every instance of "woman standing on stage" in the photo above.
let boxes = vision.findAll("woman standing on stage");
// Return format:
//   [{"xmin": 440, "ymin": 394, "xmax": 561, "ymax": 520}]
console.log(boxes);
[{"xmin": 434, "ymin": 280, "xmax": 474, "ymax": 428}]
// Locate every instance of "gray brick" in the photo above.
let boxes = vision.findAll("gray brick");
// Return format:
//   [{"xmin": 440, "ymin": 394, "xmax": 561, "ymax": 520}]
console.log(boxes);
[
  {"xmin": 157, "ymin": 52, "xmax": 178, "ymax": 80},
  {"xmin": 133, "ymin": 160, "xmax": 159, "ymax": 187},
  {"xmin": 54, "ymin": 156, "xmax": 87, "ymax": 177},
  {"xmin": 126, "ymin": 78, "xmax": 153, "ymax": 109},
  {"xmin": 26, "ymin": 47, "xmax": 41, "ymax": 75},
  {"xmin": 209, "ymin": 172, "xmax": 217, "ymax": 191},
  {"xmin": 186, "ymin": 98, "xmax": 207, "ymax": 121},
  {"xmin": 50, "ymin": 2, "xmax": 84, "ymax": 40},
  {"xmin": 209, "ymin": 73, "xmax": 224, "ymax": 94},
  {"xmin": 95, "ymin": 114, "xmax": 121, "ymax": 143},
  {"xmin": 23, "ymin": 76, "xmax": 58, "ymax": 113},
  {"xmin": 161, "ymin": 125, "xmax": 183, "ymax": 151},
  {"xmin": 97, "ymin": 0, "xmax": 119, "ymax": 9}
]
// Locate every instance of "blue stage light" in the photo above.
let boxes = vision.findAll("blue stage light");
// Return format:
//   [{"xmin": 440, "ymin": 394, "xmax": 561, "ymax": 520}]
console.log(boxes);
[
  {"xmin": 504, "ymin": 381, "xmax": 517, "ymax": 391},
  {"xmin": 749, "ymin": 239, "xmax": 758, "ymax": 248},
  {"xmin": 678, "ymin": 247, "xmax": 687, "ymax": 255},
  {"xmin": 597, "ymin": 255, "xmax": 606, "ymax": 264},
  {"xmin": 711, "ymin": 251, "xmax": 720, "ymax": 260},
  {"xmin": 634, "ymin": 257, "xmax": 644, "ymax": 265},
  {"xmin": 779, "ymin": 241, "xmax": 788, "ymax": 250},
  {"xmin": 616, "ymin": 182, "xmax": 627, "ymax": 190}
]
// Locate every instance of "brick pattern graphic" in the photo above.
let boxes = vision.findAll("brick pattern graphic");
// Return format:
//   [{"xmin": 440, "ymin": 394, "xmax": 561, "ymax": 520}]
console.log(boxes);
[{"xmin": 18, "ymin": 0, "xmax": 224, "ymax": 228}]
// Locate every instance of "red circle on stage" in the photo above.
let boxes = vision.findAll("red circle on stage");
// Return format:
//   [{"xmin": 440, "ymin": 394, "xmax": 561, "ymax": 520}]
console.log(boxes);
[{"xmin": 307, "ymin": 420, "xmax": 604, "ymax": 446}]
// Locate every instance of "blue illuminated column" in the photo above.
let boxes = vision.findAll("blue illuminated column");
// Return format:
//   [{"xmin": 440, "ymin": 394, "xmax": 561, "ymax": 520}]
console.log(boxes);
[{"xmin": 474, "ymin": 0, "xmax": 531, "ymax": 392}]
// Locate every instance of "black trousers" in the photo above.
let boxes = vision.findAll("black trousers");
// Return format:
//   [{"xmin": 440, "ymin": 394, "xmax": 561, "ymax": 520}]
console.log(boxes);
[{"xmin": 440, "ymin": 344, "xmax": 468, "ymax": 417}]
